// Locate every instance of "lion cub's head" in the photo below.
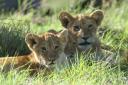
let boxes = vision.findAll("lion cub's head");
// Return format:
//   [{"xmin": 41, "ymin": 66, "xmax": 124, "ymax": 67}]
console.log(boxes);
[
  {"xmin": 25, "ymin": 30, "xmax": 68, "ymax": 68},
  {"xmin": 59, "ymin": 10, "xmax": 104, "ymax": 52}
]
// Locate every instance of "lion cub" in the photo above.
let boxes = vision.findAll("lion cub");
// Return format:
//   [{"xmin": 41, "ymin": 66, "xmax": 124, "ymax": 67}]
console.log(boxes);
[
  {"xmin": 0, "ymin": 29, "xmax": 68, "ymax": 73},
  {"xmin": 59, "ymin": 10, "xmax": 104, "ymax": 57},
  {"xmin": 59, "ymin": 10, "xmax": 128, "ymax": 64}
]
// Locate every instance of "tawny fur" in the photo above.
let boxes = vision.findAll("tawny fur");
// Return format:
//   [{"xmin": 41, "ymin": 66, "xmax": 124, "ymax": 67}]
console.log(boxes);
[
  {"xmin": 49, "ymin": 10, "xmax": 128, "ymax": 64},
  {"xmin": 0, "ymin": 30, "xmax": 68, "ymax": 75},
  {"xmin": 59, "ymin": 10, "xmax": 104, "ymax": 57},
  {"xmin": 59, "ymin": 10, "xmax": 128, "ymax": 64}
]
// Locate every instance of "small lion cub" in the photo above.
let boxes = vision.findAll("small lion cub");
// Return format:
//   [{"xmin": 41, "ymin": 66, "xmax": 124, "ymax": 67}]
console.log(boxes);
[{"xmin": 0, "ymin": 29, "xmax": 68, "ymax": 74}]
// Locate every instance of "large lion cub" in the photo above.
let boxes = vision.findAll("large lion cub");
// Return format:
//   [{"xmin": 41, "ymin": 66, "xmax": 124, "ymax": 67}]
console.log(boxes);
[
  {"xmin": 0, "ymin": 29, "xmax": 68, "ymax": 73},
  {"xmin": 59, "ymin": 10, "xmax": 104, "ymax": 57},
  {"xmin": 59, "ymin": 10, "xmax": 128, "ymax": 64}
]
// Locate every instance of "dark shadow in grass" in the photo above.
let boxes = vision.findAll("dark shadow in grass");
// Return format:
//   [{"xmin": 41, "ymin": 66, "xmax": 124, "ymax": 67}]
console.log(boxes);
[{"xmin": 0, "ymin": 21, "xmax": 31, "ymax": 57}]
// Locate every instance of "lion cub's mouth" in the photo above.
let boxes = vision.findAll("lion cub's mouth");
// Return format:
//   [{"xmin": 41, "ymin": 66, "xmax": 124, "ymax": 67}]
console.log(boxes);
[
  {"xmin": 78, "ymin": 39, "xmax": 92, "ymax": 51},
  {"xmin": 79, "ymin": 41, "xmax": 91, "ymax": 46},
  {"xmin": 78, "ymin": 37, "xmax": 92, "ymax": 46}
]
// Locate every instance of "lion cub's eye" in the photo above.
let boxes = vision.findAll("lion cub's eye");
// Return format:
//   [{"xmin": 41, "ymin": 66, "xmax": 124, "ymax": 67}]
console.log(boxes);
[
  {"xmin": 88, "ymin": 24, "xmax": 93, "ymax": 29},
  {"xmin": 73, "ymin": 25, "xmax": 80, "ymax": 32},
  {"xmin": 41, "ymin": 47, "xmax": 47, "ymax": 52},
  {"xmin": 54, "ymin": 46, "xmax": 59, "ymax": 49}
]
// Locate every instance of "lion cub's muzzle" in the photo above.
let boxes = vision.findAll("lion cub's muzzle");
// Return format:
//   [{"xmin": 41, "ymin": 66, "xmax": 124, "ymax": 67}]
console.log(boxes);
[
  {"xmin": 79, "ymin": 37, "xmax": 91, "ymax": 45},
  {"xmin": 48, "ymin": 58, "xmax": 56, "ymax": 65},
  {"xmin": 49, "ymin": 60, "xmax": 55, "ymax": 65},
  {"xmin": 78, "ymin": 37, "xmax": 94, "ymax": 51}
]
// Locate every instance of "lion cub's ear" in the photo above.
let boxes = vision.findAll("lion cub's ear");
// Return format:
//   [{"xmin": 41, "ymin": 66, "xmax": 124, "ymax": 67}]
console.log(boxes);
[
  {"xmin": 57, "ymin": 29, "xmax": 68, "ymax": 43},
  {"xmin": 25, "ymin": 33, "xmax": 40, "ymax": 50},
  {"xmin": 59, "ymin": 12, "xmax": 74, "ymax": 28},
  {"xmin": 90, "ymin": 10, "xmax": 104, "ymax": 25}
]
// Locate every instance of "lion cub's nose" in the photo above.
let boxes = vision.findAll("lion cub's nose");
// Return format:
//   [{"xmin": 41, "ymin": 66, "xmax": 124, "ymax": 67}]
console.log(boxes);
[
  {"xmin": 52, "ymin": 59, "xmax": 55, "ymax": 62},
  {"xmin": 48, "ymin": 58, "xmax": 56, "ymax": 65},
  {"xmin": 82, "ymin": 37, "xmax": 89, "ymax": 41}
]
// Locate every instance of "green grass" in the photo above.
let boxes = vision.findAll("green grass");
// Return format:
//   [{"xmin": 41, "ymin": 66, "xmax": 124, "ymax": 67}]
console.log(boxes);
[{"xmin": 0, "ymin": 0, "xmax": 128, "ymax": 85}]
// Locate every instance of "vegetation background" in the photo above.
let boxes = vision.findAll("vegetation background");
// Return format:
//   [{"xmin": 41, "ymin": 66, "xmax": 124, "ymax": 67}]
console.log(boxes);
[{"xmin": 0, "ymin": 0, "xmax": 128, "ymax": 85}]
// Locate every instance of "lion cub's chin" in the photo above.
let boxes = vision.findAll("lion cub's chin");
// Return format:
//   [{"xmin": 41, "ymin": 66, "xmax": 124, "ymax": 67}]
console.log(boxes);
[
  {"xmin": 41, "ymin": 52, "xmax": 68, "ymax": 69},
  {"xmin": 40, "ymin": 60, "xmax": 56, "ymax": 69},
  {"xmin": 78, "ymin": 45, "xmax": 92, "ymax": 51}
]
